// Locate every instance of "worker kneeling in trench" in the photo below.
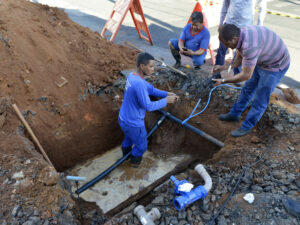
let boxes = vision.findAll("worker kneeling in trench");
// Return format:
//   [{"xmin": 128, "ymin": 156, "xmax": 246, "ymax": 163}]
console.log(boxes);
[{"xmin": 118, "ymin": 52, "xmax": 179, "ymax": 167}]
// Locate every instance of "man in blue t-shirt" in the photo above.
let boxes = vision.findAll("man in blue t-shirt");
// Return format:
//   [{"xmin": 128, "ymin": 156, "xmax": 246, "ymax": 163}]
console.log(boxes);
[
  {"xmin": 119, "ymin": 52, "xmax": 179, "ymax": 167},
  {"xmin": 168, "ymin": 11, "xmax": 210, "ymax": 70}
]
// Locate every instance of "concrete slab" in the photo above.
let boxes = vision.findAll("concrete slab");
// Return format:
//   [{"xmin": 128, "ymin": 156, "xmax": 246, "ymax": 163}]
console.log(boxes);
[{"xmin": 69, "ymin": 146, "xmax": 191, "ymax": 214}]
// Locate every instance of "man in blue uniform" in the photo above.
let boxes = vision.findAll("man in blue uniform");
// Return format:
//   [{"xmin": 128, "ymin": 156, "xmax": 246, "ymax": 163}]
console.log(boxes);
[
  {"xmin": 168, "ymin": 11, "xmax": 210, "ymax": 70},
  {"xmin": 119, "ymin": 52, "xmax": 179, "ymax": 167}
]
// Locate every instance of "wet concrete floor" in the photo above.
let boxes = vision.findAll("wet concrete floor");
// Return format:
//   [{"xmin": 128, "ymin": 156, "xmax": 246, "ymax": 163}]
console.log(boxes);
[{"xmin": 70, "ymin": 146, "xmax": 190, "ymax": 214}]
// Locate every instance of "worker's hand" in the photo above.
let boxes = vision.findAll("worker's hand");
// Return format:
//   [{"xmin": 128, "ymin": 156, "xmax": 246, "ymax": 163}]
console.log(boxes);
[
  {"xmin": 179, "ymin": 48, "xmax": 193, "ymax": 56},
  {"xmin": 212, "ymin": 65, "xmax": 225, "ymax": 74},
  {"xmin": 167, "ymin": 92, "xmax": 176, "ymax": 96},
  {"xmin": 166, "ymin": 95, "xmax": 179, "ymax": 104},
  {"xmin": 212, "ymin": 78, "xmax": 223, "ymax": 86}
]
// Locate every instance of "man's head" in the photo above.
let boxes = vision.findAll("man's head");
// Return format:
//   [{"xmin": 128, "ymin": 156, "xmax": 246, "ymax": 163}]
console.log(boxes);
[
  {"xmin": 190, "ymin": 11, "xmax": 204, "ymax": 32},
  {"xmin": 137, "ymin": 52, "xmax": 155, "ymax": 76},
  {"xmin": 219, "ymin": 24, "xmax": 241, "ymax": 49}
]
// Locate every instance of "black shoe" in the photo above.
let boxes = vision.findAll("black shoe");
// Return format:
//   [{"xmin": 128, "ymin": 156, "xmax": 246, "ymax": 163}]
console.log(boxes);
[
  {"xmin": 219, "ymin": 113, "xmax": 240, "ymax": 122},
  {"xmin": 282, "ymin": 197, "xmax": 300, "ymax": 217},
  {"xmin": 122, "ymin": 147, "xmax": 132, "ymax": 158},
  {"xmin": 194, "ymin": 65, "xmax": 201, "ymax": 70},
  {"xmin": 170, "ymin": 47, "xmax": 181, "ymax": 68},
  {"xmin": 173, "ymin": 61, "xmax": 181, "ymax": 68},
  {"xmin": 231, "ymin": 127, "xmax": 252, "ymax": 137},
  {"xmin": 130, "ymin": 155, "xmax": 142, "ymax": 168}
]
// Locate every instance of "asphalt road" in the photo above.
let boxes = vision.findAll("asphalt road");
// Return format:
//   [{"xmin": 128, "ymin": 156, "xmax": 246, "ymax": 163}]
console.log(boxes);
[
  {"xmin": 265, "ymin": 0, "xmax": 300, "ymax": 88},
  {"xmin": 34, "ymin": 0, "xmax": 300, "ymax": 89}
]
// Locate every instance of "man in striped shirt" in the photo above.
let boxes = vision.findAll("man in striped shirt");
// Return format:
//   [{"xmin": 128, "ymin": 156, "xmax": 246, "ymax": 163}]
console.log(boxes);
[{"xmin": 212, "ymin": 24, "xmax": 290, "ymax": 137}]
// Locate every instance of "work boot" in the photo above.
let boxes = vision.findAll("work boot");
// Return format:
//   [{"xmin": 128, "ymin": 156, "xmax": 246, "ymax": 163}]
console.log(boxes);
[
  {"xmin": 130, "ymin": 155, "xmax": 142, "ymax": 168},
  {"xmin": 170, "ymin": 47, "xmax": 181, "ymax": 68},
  {"xmin": 194, "ymin": 65, "xmax": 201, "ymax": 70},
  {"xmin": 122, "ymin": 146, "xmax": 132, "ymax": 158},
  {"xmin": 231, "ymin": 127, "xmax": 252, "ymax": 137},
  {"xmin": 282, "ymin": 197, "xmax": 300, "ymax": 217},
  {"xmin": 219, "ymin": 113, "xmax": 240, "ymax": 122}
]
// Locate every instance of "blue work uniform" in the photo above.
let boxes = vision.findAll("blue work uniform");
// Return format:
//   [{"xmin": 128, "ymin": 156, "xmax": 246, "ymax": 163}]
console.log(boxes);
[
  {"xmin": 119, "ymin": 72, "xmax": 168, "ymax": 157},
  {"xmin": 170, "ymin": 23, "xmax": 210, "ymax": 66}
]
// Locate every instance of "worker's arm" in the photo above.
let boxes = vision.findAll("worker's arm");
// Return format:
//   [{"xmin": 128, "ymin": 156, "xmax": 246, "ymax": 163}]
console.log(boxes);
[
  {"xmin": 136, "ymin": 82, "xmax": 167, "ymax": 112},
  {"xmin": 189, "ymin": 48, "xmax": 206, "ymax": 56},
  {"xmin": 212, "ymin": 66, "xmax": 255, "ymax": 84},
  {"xmin": 219, "ymin": 0, "xmax": 229, "ymax": 25},
  {"xmin": 232, "ymin": 50, "xmax": 242, "ymax": 68},
  {"xmin": 178, "ymin": 40, "xmax": 185, "ymax": 52},
  {"xmin": 146, "ymin": 82, "xmax": 168, "ymax": 98}
]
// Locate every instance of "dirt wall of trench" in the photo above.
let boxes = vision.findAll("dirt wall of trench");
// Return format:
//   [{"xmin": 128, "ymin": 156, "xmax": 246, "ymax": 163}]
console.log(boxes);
[{"xmin": 0, "ymin": 0, "xmax": 137, "ymax": 171}]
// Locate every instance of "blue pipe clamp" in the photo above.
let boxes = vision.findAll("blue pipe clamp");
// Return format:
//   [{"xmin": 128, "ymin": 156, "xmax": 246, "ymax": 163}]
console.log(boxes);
[{"xmin": 170, "ymin": 175, "xmax": 207, "ymax": 211}]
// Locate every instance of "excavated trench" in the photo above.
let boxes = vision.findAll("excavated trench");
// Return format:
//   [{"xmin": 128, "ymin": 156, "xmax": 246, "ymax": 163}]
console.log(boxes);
[
  {"xmin": 45, "ymin": 66, "xmax": 233, "ymax": 172},
  {"xmin": 55, "ymin": 67, "xmax": 241, "ymax": 217}
]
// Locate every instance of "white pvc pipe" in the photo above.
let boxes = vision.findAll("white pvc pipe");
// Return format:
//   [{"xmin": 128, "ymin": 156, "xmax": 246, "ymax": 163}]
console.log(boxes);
[
  {"xmin": 134, "ymin": 205, "xmax": 161, "ymax": 225},
  {"xmin": 194, "ymin": 164, "xmax": 212, "ymax": 192}
]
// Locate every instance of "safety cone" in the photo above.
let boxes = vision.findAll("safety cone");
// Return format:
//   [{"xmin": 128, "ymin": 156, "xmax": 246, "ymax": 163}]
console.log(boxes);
[{"xmin": 187, "ymin": 2, "xmax": 203, "ymax": 24}]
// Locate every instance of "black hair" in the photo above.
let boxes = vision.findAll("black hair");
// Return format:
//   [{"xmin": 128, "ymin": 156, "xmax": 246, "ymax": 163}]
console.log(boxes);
[
  {"xmin": 191, "ymin": 11, "xmax": 203, "ymax": 23},
  {"xmin": 137, "ymin": 52, "xmax": 155, "ymax": 67},
  {"xmin": 220, "ymin": 24, "xmax": 241, "ymax": 41}
]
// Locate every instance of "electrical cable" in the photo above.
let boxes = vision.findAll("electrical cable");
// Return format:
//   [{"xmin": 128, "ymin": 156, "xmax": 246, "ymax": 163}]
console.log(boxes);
[{"xmin": 182, "ymin": 84, "xmax": 242, "ymax": 125}]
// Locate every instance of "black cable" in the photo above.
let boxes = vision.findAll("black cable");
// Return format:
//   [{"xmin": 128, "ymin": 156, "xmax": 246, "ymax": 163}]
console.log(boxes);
[{"xmin": 208, "ymin": 121, "xmax": 274, "ymax": 225}]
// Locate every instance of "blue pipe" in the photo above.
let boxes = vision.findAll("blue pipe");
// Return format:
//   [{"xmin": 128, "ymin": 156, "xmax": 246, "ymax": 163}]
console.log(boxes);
[{"xmin": 170, "ymin": 176, "xmax": 207, "ymax": 211}]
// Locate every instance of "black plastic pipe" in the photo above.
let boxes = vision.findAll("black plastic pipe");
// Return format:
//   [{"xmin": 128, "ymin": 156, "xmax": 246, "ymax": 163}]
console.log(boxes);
[
  {"xmin": 158, "ymin": 109, "xmax": 224, "ymax": 148},
  {"xmin": 76, "ymin": 114, "xmax": 166, "ymax": 194}
]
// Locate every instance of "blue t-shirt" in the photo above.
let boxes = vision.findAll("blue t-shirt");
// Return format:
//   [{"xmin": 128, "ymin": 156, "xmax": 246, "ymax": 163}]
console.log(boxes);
[
  {"xmin": 179, "ymin": 23, "xmax": 210, "ymax": 52},
  {"xmin": 119, "ymin": 72, "xmax": 168, "ymax": 127}
]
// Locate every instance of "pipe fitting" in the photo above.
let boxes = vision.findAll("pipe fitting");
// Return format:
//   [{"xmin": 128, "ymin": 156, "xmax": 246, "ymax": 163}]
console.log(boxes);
[
  {"xmin": 170, "ymin": 164, "xmax": 212, "ymax": 211},
  {"xmin": 134, "ymin": 205, "xmax": 161, "ymax": 225},
  {"xmin": 194, "ymin": 164, "xmax": 212, "ymax": 192}
]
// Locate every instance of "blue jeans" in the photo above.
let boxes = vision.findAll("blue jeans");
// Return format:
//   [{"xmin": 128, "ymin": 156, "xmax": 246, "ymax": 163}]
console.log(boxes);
[
  {"xmin": 119, "ymin": 118, "xmax": 147, "ymax": 157},
  {"xmin": 170, "ymin": 38, "xmax": 206, "ymax": 66},
  {"xmin": 229, "ymin": 64, "xmax": 289, "ymax": 130},
  {"xmin": 216, "ymin": 42, "xmax": 241, "ymax": 75}
]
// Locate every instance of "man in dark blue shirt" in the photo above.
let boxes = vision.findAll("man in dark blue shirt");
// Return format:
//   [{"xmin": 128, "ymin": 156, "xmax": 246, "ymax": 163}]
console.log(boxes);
[
  {"xmin": 119, "ymin": 52, "xmax": 179, "ymax": 167},
  {"xmin": 169, "ymin": 11, "xmax": 210, "ymax": 70}
]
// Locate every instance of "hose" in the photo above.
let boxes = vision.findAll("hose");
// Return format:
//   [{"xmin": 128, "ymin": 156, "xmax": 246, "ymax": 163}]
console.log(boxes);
[{"xmin": 182, "ymin": 84, "xmax": 242, "ymax": 124}]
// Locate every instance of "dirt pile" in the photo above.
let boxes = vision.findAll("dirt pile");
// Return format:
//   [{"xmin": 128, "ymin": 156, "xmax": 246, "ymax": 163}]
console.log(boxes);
[
  {"xmin": 0, "ymin": 0, "xmax": 137, "ymax": 223},
  {"xmin": 0, "ymin": 0, "xmax": 137, "ymax": 171}
]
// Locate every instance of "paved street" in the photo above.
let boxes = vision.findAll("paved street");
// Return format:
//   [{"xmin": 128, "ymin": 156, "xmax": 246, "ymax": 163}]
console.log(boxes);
[{"xmin": 34, "ymin": 0, "xmax": 300, "ymax": 90}]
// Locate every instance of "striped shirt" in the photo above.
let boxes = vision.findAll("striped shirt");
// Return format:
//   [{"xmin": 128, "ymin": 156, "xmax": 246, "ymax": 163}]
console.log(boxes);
[{"xmin": 236, "ymin": 25, "xmax": 290, "ymax": 72}]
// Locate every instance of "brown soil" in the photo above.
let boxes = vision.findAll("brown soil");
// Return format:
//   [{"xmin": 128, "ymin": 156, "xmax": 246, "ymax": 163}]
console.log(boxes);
[
  {"xmin": 0, "ymin": 0, "xmax": 136, "ymax": 223},
  {"xmin": 0, "ymin": 0, "xmax": 137, "ymax": 172},
  {"xmin": 0, "ymin": 0, "xmax": 299, "ymax": 224}
]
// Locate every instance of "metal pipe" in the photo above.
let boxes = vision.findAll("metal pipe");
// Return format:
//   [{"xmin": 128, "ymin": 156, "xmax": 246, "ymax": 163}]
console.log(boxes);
[
  {"xmin": 158, "ymin": 109, "xmax": 224, "ymax": 148},
  {"xmin": 76, "ymin": 114, "xmax": 167, "ymax": 194}
]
